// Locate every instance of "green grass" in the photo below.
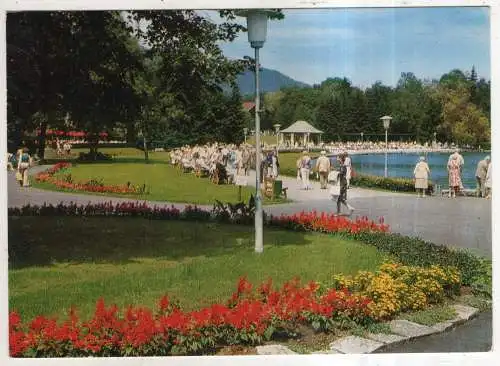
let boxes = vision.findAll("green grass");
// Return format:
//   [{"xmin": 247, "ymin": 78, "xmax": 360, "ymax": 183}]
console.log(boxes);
[
  {"xmin": 400, "ymin": 305, "xmax": 457, "ymax": 326},
  {"xmin": 458, "ymin": 295, "xmax": 492, "ymax": 311},
  {"xmin": 8, "ymin": 216, "xmax": 386, "ymax": 321},
  {"xmin": 246, "ymin": 135, "xmax": 280, "ymax": 146},
  {"xmin": 35, "ymin": 148, "xmax": 289, "ymax": 205}
]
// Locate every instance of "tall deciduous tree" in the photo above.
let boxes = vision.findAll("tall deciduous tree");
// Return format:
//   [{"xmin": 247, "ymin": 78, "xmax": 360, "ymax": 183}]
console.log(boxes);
[{"xmin": 7, "ymin": 11, "xmax": 143, "ymax": 159}]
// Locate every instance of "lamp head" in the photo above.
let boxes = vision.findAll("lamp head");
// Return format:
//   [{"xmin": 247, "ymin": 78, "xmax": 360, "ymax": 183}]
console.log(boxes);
[
  {"xmin": 236, "ymin": 9, "xmax": 270, "ymax": 49},
  {"xmin": 380, "ymin": 115, "xmax": 392, "ymax": 130}
]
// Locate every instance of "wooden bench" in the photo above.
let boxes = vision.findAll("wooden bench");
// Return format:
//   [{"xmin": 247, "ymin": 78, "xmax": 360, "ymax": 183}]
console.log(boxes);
[
  {"xmin": 441, "ymin": 188, "xmax": 476, "ymax": 197},
  {"xmin": 182, "ymin": 164, "xmax": 194, "ymax": 173}
]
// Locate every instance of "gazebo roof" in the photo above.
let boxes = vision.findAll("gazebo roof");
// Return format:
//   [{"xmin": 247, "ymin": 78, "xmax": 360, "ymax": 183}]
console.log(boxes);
[{"xmin": 280, "ymin": 120, "xmax": 323, "ymax": 134}]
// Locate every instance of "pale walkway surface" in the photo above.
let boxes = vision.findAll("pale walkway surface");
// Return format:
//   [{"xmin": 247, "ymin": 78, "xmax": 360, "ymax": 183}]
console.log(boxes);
[
  {"xmin": 7, "ymin": 166, "xmax": 492, "ymax": 258},
  {"xmin": 246, "ymin": 169, "xmax": 409, "ymax": 201}
]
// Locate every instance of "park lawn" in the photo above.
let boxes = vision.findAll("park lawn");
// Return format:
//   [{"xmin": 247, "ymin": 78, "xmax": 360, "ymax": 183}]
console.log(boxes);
[
  {"xmin": 8, "ymin": 216, "xmax": 387, "ymax": 321},
  {"xmin": 277, "ymin": 151, "xmax": 321, "ymax": 177},
  {"xmin": 33, "ymin": 161, "xmax": 288, "ymax": 205},
  {"xmin": 246, "ymin": 135, "xmax": 280, "ymax": 146},
  {"xmin": 44, "ymin": 146, "xmax": 171, "ymax": 163}
]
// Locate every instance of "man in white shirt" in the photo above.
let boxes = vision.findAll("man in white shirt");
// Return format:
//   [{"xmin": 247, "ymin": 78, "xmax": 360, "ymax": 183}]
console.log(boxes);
[{"xmin": 315, "ymin": 151, "xmax": 331, "ymax": 189}]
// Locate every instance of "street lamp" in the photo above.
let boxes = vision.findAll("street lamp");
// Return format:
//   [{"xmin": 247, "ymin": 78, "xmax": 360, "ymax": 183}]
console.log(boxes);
[
  {"xmin": 380, "ymin": 116, "xmax": 392, "ymax": 178},
  {"xmin": 273, "ymin": 124, "xmax": 281, "ymax": 154},
  {"xmin": 239, "ymin": 9, "xmax": 271, "ymax": 254},
  {"xmin": 360, "ymin": 132, "xmax": 364, "ymax": 142},
  {"xmin": 243, "ymin": 127, "xmax": 248, "ymax": 144}
]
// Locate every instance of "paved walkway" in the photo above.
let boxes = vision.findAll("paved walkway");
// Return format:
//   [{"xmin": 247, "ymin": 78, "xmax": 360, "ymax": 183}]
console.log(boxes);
[
  {"xmin": 8, "ymin": 166, "xmax": 492, "ymax": 258},
  {"xmin": 249, "ymin": 172, "xmax": 491, "ymax": 258}
]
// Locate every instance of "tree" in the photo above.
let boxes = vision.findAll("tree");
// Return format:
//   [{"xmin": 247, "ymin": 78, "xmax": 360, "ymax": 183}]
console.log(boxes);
[
  {"xmin": 126, "ymin": 10, "xmax": 284, "ymax": 147},
  {"xmin": 364, "ymin": 82, "xmax": 393, "ymax": 137},
  {"xmin": 7, "ymin": 11, "xmax": 144, "ymax": 159},
  {"xmin": 434, "ymin": 82, "xmax": 490, "ymax": 147},
  {"xmin": 469, "ymin": 65, "xmax": 478, "ymax": 83}
]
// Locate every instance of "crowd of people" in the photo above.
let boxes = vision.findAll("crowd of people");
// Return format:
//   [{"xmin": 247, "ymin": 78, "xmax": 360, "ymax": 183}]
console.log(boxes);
[
  {"xmin": 169, "ymin": 143, "xmax": 286, "ymax": 185},
  {"xmin": 53, "ymin": 138, "xmax": 73, "ymax": 157},
  {"xmin": 412, "ymin": 150, "xmax": 492, "ymax": 199},
  {"xmin": 263, "ymin": 139, "xmax": 456, "ymax": 154},
  {"xmin": 170, "ymin": 143, "xmax": 253, "ymax": 184}
]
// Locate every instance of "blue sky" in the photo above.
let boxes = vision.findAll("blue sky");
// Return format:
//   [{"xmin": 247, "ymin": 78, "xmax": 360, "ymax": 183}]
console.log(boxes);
[{"xmin": 202, "ymin": 7, "xmax": 490, "ymax": 88}]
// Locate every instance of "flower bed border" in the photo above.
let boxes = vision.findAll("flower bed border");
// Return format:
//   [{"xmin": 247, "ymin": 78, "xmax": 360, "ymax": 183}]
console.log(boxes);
[
  {"xmin": 9, "ymin": 268, "xmax": 465, "ymax": 358},
  {"xmin": 33, "ymin": 162, "xmax": 146, "ymax": 195}
]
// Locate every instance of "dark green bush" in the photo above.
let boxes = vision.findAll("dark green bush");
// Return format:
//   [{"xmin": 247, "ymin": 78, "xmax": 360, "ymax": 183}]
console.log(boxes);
[
  {"xmin": 351, "ymin": 174, "xmax": 434, "ymax": 194},
  {"xmin": 347, "ymin": 231, "xmax": 482, "ymax": 286}
]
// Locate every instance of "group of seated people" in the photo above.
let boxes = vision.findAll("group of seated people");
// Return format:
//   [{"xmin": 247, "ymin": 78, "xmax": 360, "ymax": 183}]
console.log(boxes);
[
  {"xmin": 169, "ymin": 143, "xmax": 255, "ymax": 184},
  {"xmin": 262, "ymin": 139, "xmax": 453, "ymax": 154}
]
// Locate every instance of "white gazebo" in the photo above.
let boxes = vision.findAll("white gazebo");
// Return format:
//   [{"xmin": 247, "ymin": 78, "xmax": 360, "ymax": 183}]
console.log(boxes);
[{"xmin": 279, "ymin": 120, "xmax": 323, "ymax": 147}]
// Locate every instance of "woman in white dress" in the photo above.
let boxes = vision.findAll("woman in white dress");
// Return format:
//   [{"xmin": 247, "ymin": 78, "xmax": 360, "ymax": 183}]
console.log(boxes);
[
  {"xmin": 413, "ymin": 156, "xmax": 430, "ymax": 198},
  {"xmin": 300, "ymin": 151, "xmax": 312, "ymax": 190},
  {"xmin": 344, "ymin": 152, "xmax": 352, "ymax": 188}
]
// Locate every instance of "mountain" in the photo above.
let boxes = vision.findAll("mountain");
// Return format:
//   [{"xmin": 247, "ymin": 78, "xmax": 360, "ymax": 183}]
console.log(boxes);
[{"xmin": 235, "ymin": 68, "xmax": 310, "ymax": 95}]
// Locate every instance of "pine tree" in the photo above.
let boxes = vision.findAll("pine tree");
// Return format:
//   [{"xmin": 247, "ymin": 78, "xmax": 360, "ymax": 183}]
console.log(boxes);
[{"xmin": 470, "ymin": 65, "xmax": 478, "ymax": 83}]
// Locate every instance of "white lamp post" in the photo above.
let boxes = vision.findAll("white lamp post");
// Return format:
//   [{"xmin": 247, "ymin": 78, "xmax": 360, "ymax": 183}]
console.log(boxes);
[
  {"xmin": 239, "ymin": 9, "xmax": 270, "ymax": 254},
  {"xmin": 361, "ymin": 132, "xmax": 364, "ymax": 142},
  {"xmin": 243, "ymin": 127, "xmax": 248, "ymax": 144},
  {"xmin": 273, "ymin": 124, "xmax": 281, "ymax": 154},
  {"xmin": 380, "ymin": 116, "xmax": 392, "ymax": 178}
]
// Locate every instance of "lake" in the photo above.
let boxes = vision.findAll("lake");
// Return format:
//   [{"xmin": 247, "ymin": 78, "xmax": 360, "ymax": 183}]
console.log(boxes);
[{"xmin": 319, "ymin": 152, "xmax": 487, "ymax": 189}]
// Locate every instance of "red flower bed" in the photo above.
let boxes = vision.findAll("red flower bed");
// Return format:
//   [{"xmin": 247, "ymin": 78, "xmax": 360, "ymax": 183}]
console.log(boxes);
[
  {"xmin": 9, "ymin": 277, "xmax": 373, "ymax": 357},
  {"xmin": 9, "ymin": 202, "xmax": 389, "ymax": 234},
  {"xmin": 34, "ymin": 162, "xmax": 145, "ymax": 195},
  {"xmin": 269, "ymin": 210, "xmax": 389, "ymax": 234}
]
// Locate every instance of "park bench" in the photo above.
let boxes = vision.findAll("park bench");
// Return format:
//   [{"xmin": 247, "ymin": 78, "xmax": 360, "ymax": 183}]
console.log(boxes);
[
  {"xmin": 182, "ymin": 162, "xmax": 194, "ymax": 173},
  {"xmin": 440, "ymin": 188, "xmax": 476, "ymax": 197}
]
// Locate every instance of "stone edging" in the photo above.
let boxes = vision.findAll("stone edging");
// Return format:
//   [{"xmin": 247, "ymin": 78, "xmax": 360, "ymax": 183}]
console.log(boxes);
[{"xmin": 256, "ymin": 304, "xmax": 480, "ymax": 355}]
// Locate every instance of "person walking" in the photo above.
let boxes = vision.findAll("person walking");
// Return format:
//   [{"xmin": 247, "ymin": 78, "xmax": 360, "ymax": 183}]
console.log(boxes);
[
  {"xmin": 475, "ymin": 156, "xmax": 490, "ymax": 198},
  {"xmin": 447, "ymin": 154, "xmax": 462, "ymax": 198},
  {"xmin": 17, "ymin": 147, "xmax": 32, "ymax": 187},
  {"xmin": 242, "ymin": 148, "xmax": 250, "ymax": 176},
  {"xmin": 336, "ymin": 152, "xmax": 355, "ymax": 215},
  {"xmin": 485, "ymin": 161, "xmax": 492, "ymax": 199},
  {"xmin": 300, "ymin": 151, "xmax": 312, "ymax": 190},
  {"xmin": 315, "ymin": 150, "xmax": 331, "ymax": 189},
  {"xmin": 7, "ymin": 152, "xmax": 15, "ymax": 171},
  {"xmin": 271, "ymin": 150, "xmax": 279, "ymax": 178},
  {"xmin": 344, "ymin": 152, "xmax": 352, "ymax": 189},
  {"xmin": 296, "ymin": 156, "xmax": 302, "ymax": 183},
  {"xmin": 413, "ymin": 156, "xmax": 430, "ymax": 198}
]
